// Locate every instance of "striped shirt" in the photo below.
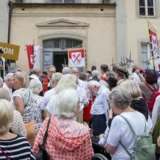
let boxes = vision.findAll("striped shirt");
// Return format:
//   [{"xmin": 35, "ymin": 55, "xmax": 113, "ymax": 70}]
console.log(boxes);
[{"xmin": 0, "ymin": 136, "xmax": 35, "ymax": 160}]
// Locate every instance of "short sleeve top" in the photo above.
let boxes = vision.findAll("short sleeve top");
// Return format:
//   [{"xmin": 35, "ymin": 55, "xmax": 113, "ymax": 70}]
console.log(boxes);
[
  {"xmin": 107, "ymin": 111, "xmax": 146, "ymax": 160},
  {"xmin": 13, "ymin": 88, "xmax": 34, "ymax": 122}
]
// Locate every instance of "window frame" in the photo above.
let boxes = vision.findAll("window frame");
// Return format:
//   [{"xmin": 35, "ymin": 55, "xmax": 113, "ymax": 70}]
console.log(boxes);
[
  {"xmin": 50, "ymin": 0, "xmax": 76, "ymax": 3},
  {"xmin": 140, "ymin": 42, "xmax": 151, "ymax": 68},
  {"xmin": 139, "ymin": 0, "xmax": 156, "ymax": 17}
]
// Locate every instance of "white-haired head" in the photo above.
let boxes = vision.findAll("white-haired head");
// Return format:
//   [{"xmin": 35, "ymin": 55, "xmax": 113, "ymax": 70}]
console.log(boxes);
[
  {"xmin": 29, "ymin": 79, "xmax": 42, "ymax": 94},
  {"xmin": 92, "ymin": 70, "xmax": 99, "ymax": 78},
  {"xmin": 4, "ymin": 73, "xmax": 13, "ymax": 88},
  {"xmin": 62, "ymin": 67, "xmax": 72, "ymax": 75},
  {"xmin": 54, "ymin": 88, "xmax": 79, "ymax": 118},
  {"xmin": 0, "ymin": 88, "xmax": 10, "ymax": 101},
  {"xmin": 55, "ymin": 74, "xmax": 77, "ymax": 93},
  {"xmin": 0, "ymin": 77, "xmax": 3, "ymax": 88},
  {"xmin": 51, "ymin": 72, "xmax": 62, "ymax": 88},
  {"xmin": 5, "ymin": 73, "xmax": 13, "ymax": 81},
  {"xmin": 88, "ymin": 80, "xmax": 100, "ymax": 95}
]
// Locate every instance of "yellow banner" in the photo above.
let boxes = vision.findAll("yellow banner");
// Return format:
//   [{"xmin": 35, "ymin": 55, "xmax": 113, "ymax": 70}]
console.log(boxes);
[{"xmin": 0, "ymin": 42, "xmax": 20, "ymax": 61}]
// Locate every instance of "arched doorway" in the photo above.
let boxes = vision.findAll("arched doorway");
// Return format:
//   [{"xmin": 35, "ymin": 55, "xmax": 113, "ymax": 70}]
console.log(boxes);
[{"xmin": 43, "ymin": 38, "xmax": 82, "ymax": 72}]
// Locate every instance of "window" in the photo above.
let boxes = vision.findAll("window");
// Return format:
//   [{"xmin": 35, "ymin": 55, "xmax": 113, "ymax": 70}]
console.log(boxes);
[
  {"xmin": 51, "ymin": 0, "xmax": 75, "ymax": 3},
  {"xmin": 141, "ymin": 43, "xmax": 151, "ymax": 69},
  {"xmin": 43, "ymin": 38, "xmax": 82, "ymax": 49},
  {"xmin": 139, "ymin": 0, "xmax": 155, "ymax": 16}
]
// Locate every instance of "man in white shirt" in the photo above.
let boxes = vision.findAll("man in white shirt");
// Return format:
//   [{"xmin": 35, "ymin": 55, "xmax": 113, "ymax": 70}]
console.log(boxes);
[
  {"xmin": 41, "ymin": 72, "xmax": 62, "ymax": 110},
  {"xmin": 3, "ymin": 73, "xmax": 14, "ymax": 100},
  {"xmin": 88, "ymin": 80, "xmax": 110, "ymax": 136}
]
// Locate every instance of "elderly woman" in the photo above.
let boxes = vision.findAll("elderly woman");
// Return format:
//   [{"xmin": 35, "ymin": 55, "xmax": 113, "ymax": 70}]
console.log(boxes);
[
  {"xmin": 105, "ymin": 87, "xmax": 147, "ymax": 160},
  {"xmin": 29, "ymin": 79, "xmax": 43, "ymax": 134},
  {"xmin": 46, "ymin": 74, "xmax": 77, "ymax": 115},
  {"xmin": 0, "ymin": 99, "xmax": 35, "ymax": 160},
  {"xmin": 0, "ymin": 88, "xmax": 26, "ymax": 137},
  {"xmin": 33, "ymin": 88, "xmax": 94, "ymax": 160},
  {"xmin": 12, "ymin": 71, "xmax": 35, "ymax": 145}
]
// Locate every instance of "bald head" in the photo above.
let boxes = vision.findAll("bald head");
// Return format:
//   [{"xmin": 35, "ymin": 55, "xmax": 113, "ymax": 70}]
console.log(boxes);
[
  {"xmin": 72, "ymin": 67, "xmax": 79, "ymax": 77},
  {"xmin": 51, "ymin": 72, "xmax": 62, "ymax": 88}
]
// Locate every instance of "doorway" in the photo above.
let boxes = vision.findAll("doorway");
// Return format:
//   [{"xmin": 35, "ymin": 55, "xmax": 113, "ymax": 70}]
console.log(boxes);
[{"xmin": 54, "ymin": 52, "xmax": 68, "ymax": 72}]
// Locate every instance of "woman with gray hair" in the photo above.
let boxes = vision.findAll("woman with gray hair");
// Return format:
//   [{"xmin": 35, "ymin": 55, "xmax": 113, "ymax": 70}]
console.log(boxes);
[
  {"xmin": 29, "ymin": 79, "xmax": 43, "ymax": 134},
  {"xmin": 33, "ymin": 88, "xmax": 94, "ymax": 160},
  {"xmin": 105, "ymin": 87, "xmax": 147, "ymax": 160},
  {"xmin": 12, "ymin": 71, "xmax": 35, "ymax": 146}
]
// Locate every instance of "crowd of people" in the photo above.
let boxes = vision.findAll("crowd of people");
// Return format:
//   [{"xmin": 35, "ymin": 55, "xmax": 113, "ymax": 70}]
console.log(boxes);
[{"xmin": 0, "ymin": 63, "xmax": 160, "ymax": 160}]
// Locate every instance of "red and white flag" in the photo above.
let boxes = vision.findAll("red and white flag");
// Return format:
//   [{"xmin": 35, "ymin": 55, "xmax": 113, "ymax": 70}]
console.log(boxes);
[
  {"xmin": 68, "ymin": 49, "xmax": 85, "ymax": 67},
  {"xmin": 148, "ymin": 21, "xmax": 158, "ymax": 58},
  {"xmin": 26, "ymin": 45, "xmax": 34, "ymax": 69}
]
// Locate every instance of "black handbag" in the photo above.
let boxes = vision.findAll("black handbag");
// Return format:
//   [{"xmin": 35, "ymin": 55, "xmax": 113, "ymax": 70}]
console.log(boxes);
[{"xmin": 36, "ymin": 117, "xmax": 51, "ymax": 160}]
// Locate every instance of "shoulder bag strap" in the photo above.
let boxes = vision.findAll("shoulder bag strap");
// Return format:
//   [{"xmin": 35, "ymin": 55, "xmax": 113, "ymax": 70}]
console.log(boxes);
[
  {"xmin": 144, "ymin": 83, "xmax": 155, "ymax": 93},
  {"xmin": 119, "ymin": 141, "xmax": 133, "ymax": 158},
  {"xmin": 42, "ymin": 117, "xmax": 51, "ymax": 148},
  {"xmin": 24, "ymin": 90, "xmax": 31, "ymax": 107},
  {"xmin": 119, "ymin": 115, "xmax": 136, "ymax": 159},
  {"xmin": 0, "ymin": 147, "xmax": 9, "ymax": 159},
  {"xmin": 120, "ymin": 115, "xmax": 136, "ymax": 135}
]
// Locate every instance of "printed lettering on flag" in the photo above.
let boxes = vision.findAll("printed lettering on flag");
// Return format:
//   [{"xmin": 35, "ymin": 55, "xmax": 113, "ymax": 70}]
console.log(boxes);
[{"xmin": 68, "ymin": 49, "xmax": 85, "ymax": 67}]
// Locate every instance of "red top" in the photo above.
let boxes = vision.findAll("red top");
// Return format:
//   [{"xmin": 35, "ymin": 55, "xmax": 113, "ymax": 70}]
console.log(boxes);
[{"xmin": 33, "ymin": 116, "xmax": 94, "ymax": 160}]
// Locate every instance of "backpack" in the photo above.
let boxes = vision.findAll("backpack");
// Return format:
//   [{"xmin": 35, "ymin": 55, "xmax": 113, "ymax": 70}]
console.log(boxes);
[
  {"xmin": 120, "ymin": 115, "xmax": 156, "ymax": 160},
  {"xmin": 144, "ymin": 83, "xmax": 160, "ymax": 111}
]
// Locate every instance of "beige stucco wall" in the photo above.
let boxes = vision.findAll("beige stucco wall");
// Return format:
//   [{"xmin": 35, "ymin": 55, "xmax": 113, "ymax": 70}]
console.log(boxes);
[
  {"xmin": 123, "ymin": 0, "xmax": 160, "ymax": 68},
  {"xmin": 10, "ymin": 5, "xmax": 116, "ymax": 72},
  {"xmin": 0, "ymin": 0, "xmax": 9, "ymax": 43}
]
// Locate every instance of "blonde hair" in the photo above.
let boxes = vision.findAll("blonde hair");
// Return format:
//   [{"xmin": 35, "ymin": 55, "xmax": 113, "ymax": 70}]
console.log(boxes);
[
  {"xmin": 0, "ymin": 99, "xmax": 14, "ymax": 134},
  {"xmin": 55, "ymin": 74, "xmax": 77, "ymax": 93},
  {"xmin": 14, "ymin": 71, "xmax": 29, "ymax": 88},
  {"xmin": 121, "ymin": 80, "xmax": 142, "ymax": 99}
]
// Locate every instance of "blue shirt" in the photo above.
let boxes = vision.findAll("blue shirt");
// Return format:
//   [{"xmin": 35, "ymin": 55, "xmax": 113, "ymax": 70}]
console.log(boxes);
[{"xmin": 90, "ymin": 85, "xmax": 110, "ymax": 115}]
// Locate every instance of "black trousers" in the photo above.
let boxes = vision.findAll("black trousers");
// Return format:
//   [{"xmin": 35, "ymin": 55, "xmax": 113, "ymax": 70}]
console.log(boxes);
[{"xmin": 91, "ymin": 114, "xmax": 106, "ymax": 136}]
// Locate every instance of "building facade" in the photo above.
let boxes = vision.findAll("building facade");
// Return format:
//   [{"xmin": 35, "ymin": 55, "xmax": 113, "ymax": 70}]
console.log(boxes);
[
  {"xmin": 0, "ymin": 0, "xmax": 9, "ymax": 43},
  {"xmin": 6, "ymin": 0, "xmax": 160, "ymax": 71}
]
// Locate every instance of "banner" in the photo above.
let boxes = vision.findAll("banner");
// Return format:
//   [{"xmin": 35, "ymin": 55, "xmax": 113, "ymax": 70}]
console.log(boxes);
[
  {"xmin": 149, "ymin": 29, "xmax": 158, "ymax": 58},
  {"xmin": 26, "ymin": 45, "xmax": 34, "ymax": 69},
  {"xmin": 0, "ymin": 42, "xmax": 20, "ymax": 60},
  {"xmin": 148, "ymin": 21, "xmax": 158, "ymax": 58},
  {"xmin": 68, "ymin": 49, "xmax": 85, "ymax": 67},
  {"xmin": 33, "ymin": 45, "xmax": 40, "ymax": 69}
]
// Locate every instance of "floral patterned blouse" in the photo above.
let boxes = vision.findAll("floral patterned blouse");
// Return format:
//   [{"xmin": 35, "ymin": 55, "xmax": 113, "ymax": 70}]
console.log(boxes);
[{"xmin": 32, "ymin": 93, "xmax": 43, "ymax": 134}]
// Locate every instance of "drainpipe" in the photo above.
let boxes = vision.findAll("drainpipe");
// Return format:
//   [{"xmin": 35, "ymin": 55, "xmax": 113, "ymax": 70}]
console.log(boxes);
[{"xmin": 8, "ymin": 1, "xmax": 14, "ymax": 43}]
